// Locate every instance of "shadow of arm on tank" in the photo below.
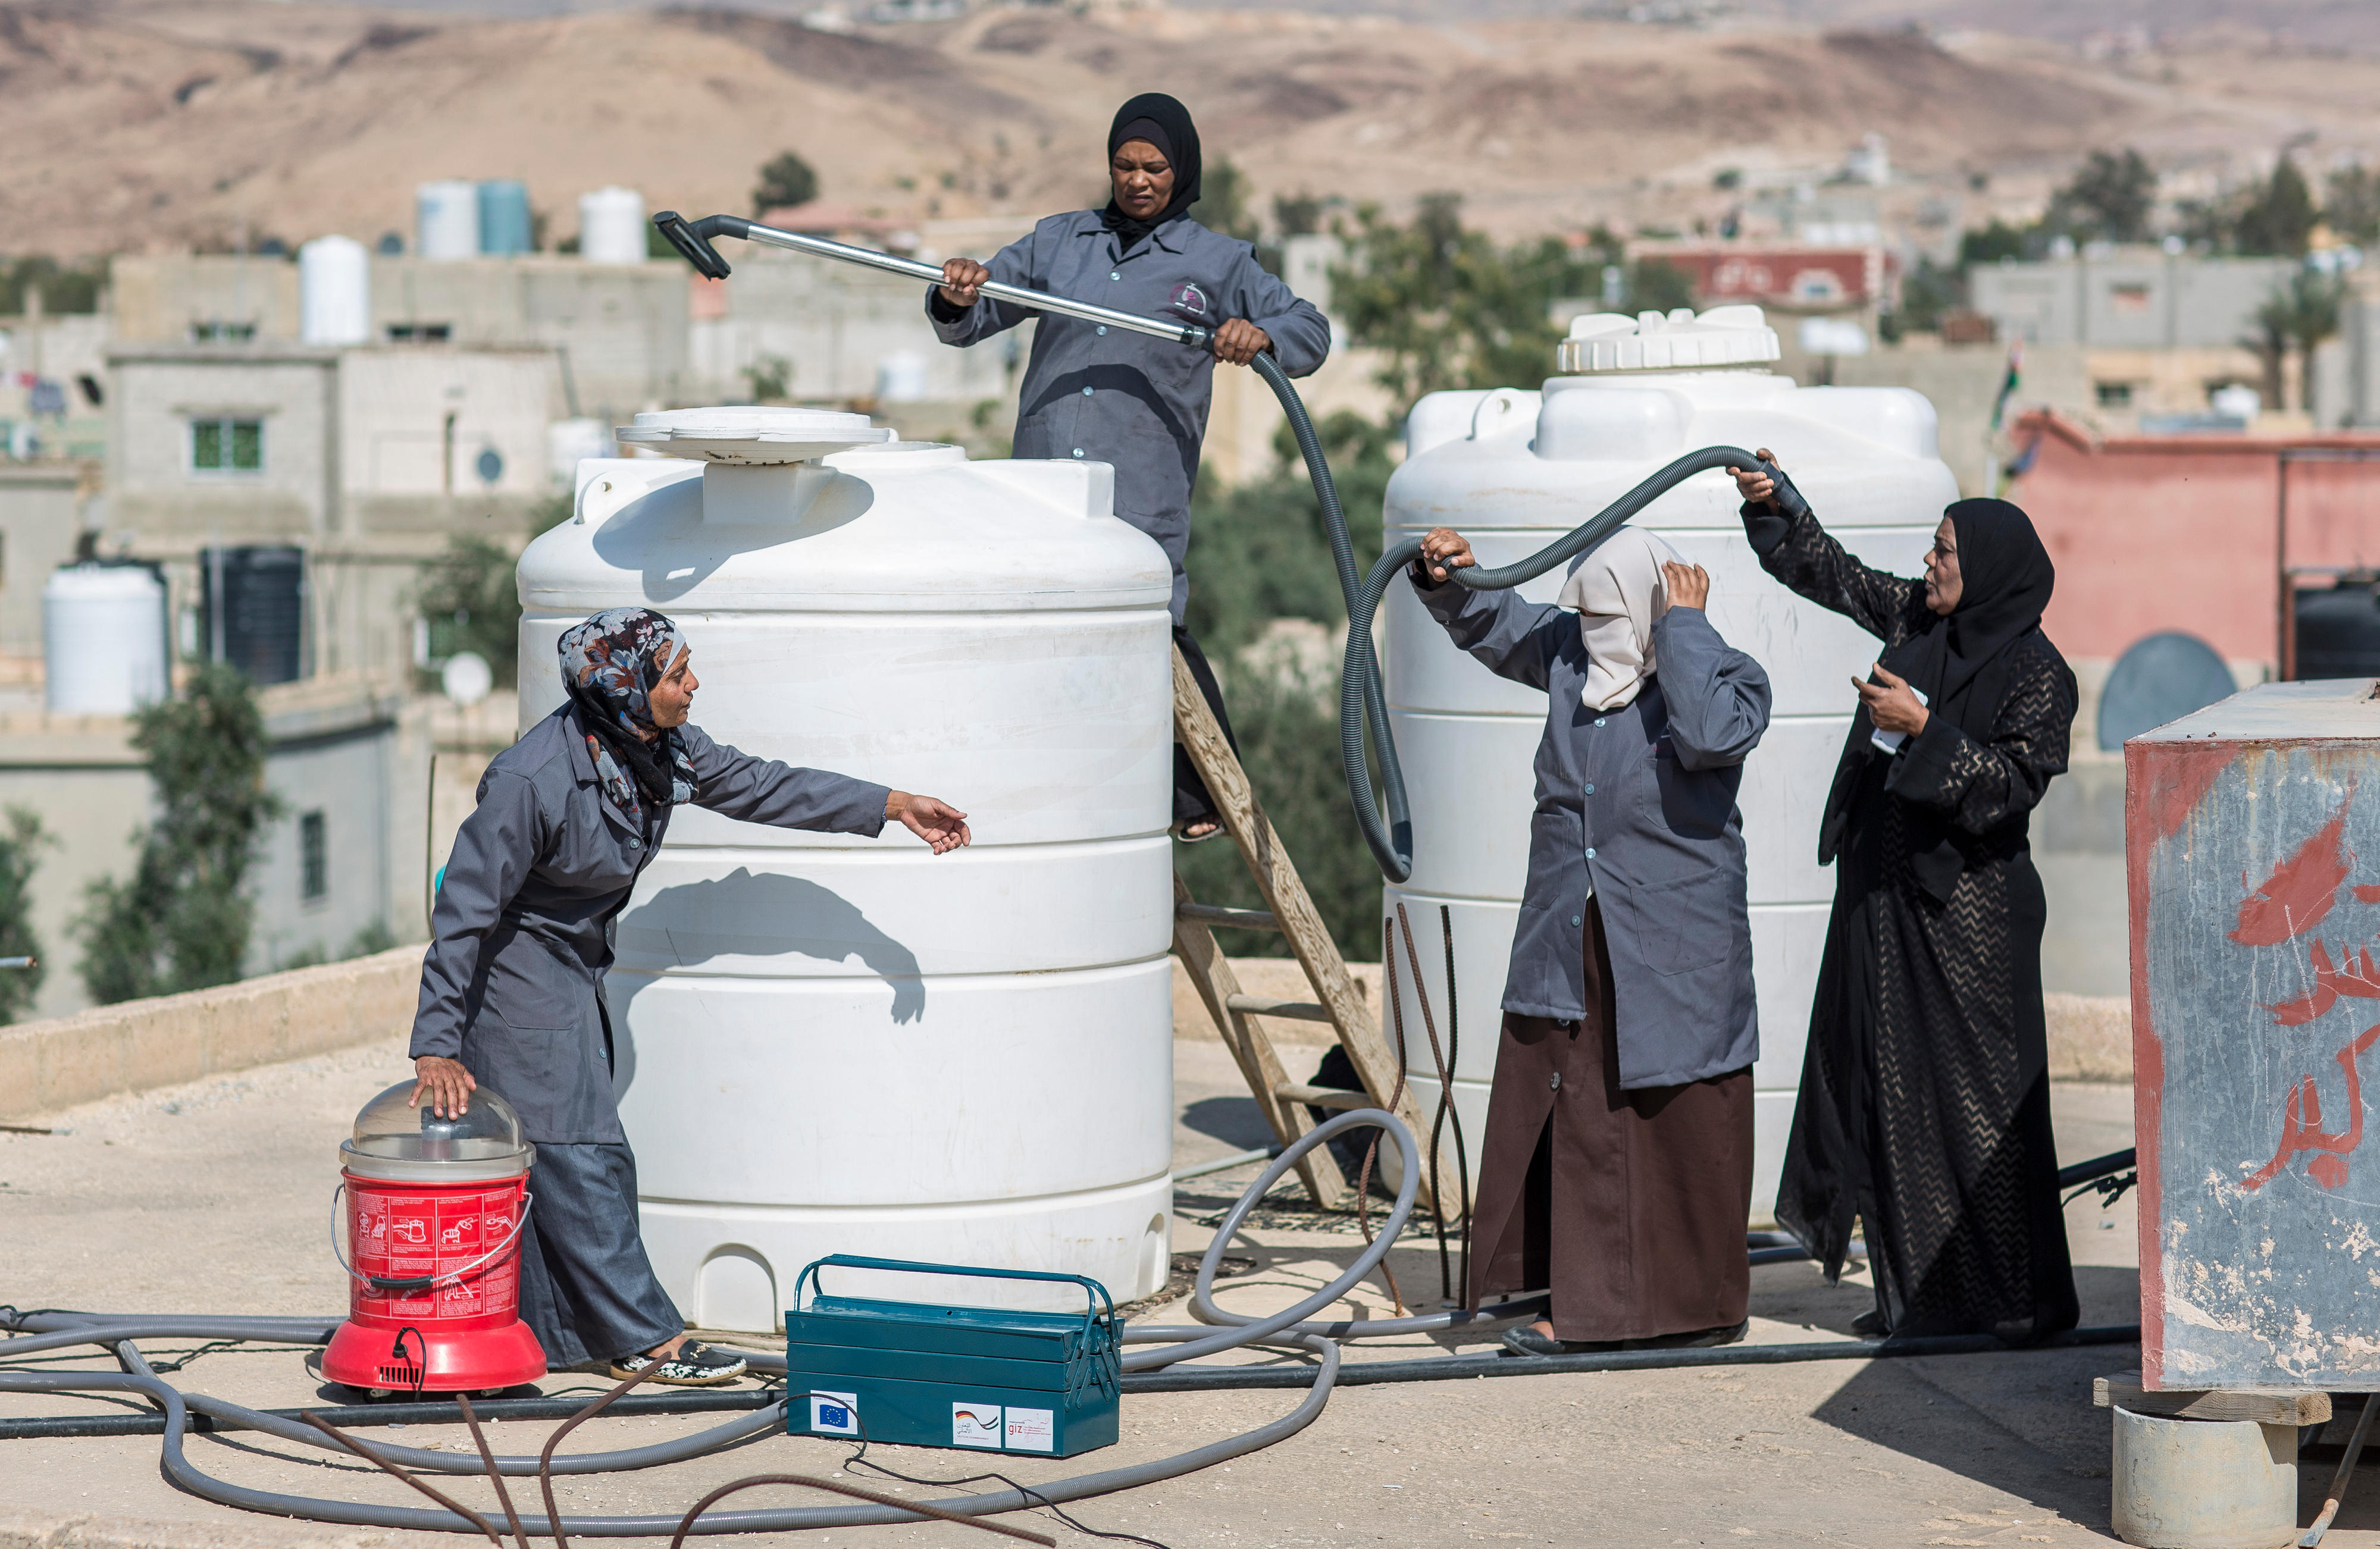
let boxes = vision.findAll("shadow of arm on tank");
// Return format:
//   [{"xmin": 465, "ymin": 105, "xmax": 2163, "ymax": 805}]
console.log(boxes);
[{"xmin": 612, "ymin": 868, "xmax": 925, "ymax": 1024}]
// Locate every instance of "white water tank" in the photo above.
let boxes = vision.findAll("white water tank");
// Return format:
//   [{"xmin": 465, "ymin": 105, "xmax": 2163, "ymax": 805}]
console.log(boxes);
[
  {"xmin": 578, "ymin": 187, "xmax": 647, "ymax": 266},
  {"xmin": 415, "ymin": 180, "xmax": 481, "ymax": 262},
  {"xmin": 1382, "ymin": 305, "xmax": 1958, "ymax": 1220},
  {"xmin": 299, "ymin": 236, "xmax": 371, "ymax": 346},
  {"xmin": 45, "ymin": 565, "xmax": 168, "ymax": 715},
  {"xmin": 516, "ymin": 407, "xmax": 1176, "ymax": 1327}
]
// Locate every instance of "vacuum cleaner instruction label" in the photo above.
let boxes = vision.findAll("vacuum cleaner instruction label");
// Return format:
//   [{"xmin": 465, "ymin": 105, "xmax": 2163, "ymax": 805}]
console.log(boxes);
[
  {"xmin": 1004, "ymin": 1407, "xmax": 1054, "ymax": 1452},
  {"xmin": 951, "ymin": 1403, "xmax": 1003, "ymax": 1448}
]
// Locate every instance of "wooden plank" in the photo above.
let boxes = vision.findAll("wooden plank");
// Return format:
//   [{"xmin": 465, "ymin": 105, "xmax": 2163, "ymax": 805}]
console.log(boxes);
[
  {"xmin": 1170, "ymin": 873, "xmax": 1346, "ymax": 1209},
  {"xmin": 2093, "ymin": 1370, "xmax": 2333, "ymax": 1426},
  {"xmin": 1276, "ymin": 1083, "xmax": 1374, "ymax": 1111},
  {"xmin": 1224, "ymin": 995, "xmax": 1333, "ymax": 1023},
  {"xmin": 1172, "ymin": 646, "xmax": 1455, "ymax": 1215}
]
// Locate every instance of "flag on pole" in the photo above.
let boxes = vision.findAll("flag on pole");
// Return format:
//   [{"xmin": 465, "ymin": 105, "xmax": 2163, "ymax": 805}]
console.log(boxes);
[
  {"xmin": 1989, "ymin": 340, "xmax": 2023, "ymax": 432},
  {"xmin": 1996, "ymin": 431, "xmax": 2043, "ymax": 498}
]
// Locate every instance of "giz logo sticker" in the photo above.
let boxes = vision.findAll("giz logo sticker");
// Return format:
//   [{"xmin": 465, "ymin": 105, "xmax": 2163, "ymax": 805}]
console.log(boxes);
[
  {"xmin": 951, "ymin": 1402, "xmax": 1003, "ymax": 1448},
  {"xmin": 1004, "ymin": 1407, "xmax": 1054, "ymax": 1453},
  {"xmin": 808, "ymin": 1391, "xmax": 859, "ymax": 1436}
]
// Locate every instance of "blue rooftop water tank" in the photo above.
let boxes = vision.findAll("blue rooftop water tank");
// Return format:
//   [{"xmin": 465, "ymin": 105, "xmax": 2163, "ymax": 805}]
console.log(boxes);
[
  {"xmin": 2098, "ymin": 631, "xmax": 2237, "ymax": 750},
  {"xmin": 477, "ymin": 180, "xmax": 533, "ymax": 256}
]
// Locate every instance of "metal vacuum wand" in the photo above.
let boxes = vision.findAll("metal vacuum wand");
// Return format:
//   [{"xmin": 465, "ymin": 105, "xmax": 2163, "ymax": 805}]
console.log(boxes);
[{"xmin": 651, "ymin": 212, "xmax": 1217, "ymax": 350}]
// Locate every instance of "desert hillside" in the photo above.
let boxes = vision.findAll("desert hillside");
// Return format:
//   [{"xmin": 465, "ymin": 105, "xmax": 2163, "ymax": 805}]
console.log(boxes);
[{"xmin": 2, "ymin": 0, "xmax": 2376, "ymax": 256}]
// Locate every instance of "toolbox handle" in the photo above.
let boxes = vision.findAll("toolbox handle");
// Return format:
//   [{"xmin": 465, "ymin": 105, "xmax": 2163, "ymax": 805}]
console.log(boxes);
[{"xmin": 793, "ymin": 1255, "xmax": 1117, "ymax": 1338}]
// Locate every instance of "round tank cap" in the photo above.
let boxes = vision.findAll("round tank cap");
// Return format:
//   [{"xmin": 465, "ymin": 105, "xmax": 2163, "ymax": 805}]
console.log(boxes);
[
  {"xmin": 1557, "ymin": 304, "xmax": 1780, "ymax": 373},
  {"xmin": 615, "ymin": 406, "xmax": 893, "ymax": 465},
  {"xmin": 341, "ymin": 1078, "xmax": 533, "ymax": 1182}
]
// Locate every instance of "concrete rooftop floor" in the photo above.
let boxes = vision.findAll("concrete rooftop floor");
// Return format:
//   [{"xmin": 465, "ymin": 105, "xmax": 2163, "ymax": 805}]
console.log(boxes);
[{"xmin": 0, "ymin": 1034, "xmax": 2362, "ymax": 1548}]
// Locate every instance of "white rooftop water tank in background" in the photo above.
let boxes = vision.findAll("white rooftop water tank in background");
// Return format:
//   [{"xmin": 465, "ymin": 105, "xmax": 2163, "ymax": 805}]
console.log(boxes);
[
  {"xmin": 516, "ymin": 407, "xmax": 1176, "ymax": 1327},
  {"xmin": 578, "ymin": 187, "xmax": 647, "ymax": 266},
  {"xmin": 415, "ymin": 180, "xmax": 481, "ymax": 262},
  {"xmin": 298, "ymin": 236, "xmax": 371, "ymax": 346},
  {"xmin": 45, "ymin": 565, "xmax": 168, "ymax": 716},
  {"xmin": 1383, "ymin": 305, "xmax": 1958, "ymax": 1220}
]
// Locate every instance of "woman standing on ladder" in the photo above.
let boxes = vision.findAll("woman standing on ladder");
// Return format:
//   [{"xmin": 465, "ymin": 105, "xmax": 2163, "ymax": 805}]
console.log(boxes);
[
  {"xmin": 1731, "ymin": 454, "xmax": 2079, "ymax": 1343},
  {"xmin": 928, "ymin": 92, "xmax": 1331, "ymax": 841}
]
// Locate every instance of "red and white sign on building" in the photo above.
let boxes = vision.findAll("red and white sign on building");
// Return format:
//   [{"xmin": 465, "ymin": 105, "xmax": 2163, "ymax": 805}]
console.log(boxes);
[{"xmin": 1628, "ymin": 244, "xmax": 1887, "ymax": 312}]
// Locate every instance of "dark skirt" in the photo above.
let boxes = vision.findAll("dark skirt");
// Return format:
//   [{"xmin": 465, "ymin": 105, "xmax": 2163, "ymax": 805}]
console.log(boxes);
[
  {"xmin": 1172, "ymin": 625, "xmax": 1238, "ymax": 827},
  {"xmin": 515, "ymin": 1141, "xmax": 683, "ymax": 1368},
  {"xmin": 1465, "ymin": 896, "xmax": 1754, "ymax": 1342}
]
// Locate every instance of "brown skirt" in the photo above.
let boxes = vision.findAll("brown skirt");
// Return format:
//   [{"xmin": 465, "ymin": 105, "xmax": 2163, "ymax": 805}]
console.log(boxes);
[{"xmin": 1465, "ymin": 895, "xmax": 1754, "ymax": 1342}]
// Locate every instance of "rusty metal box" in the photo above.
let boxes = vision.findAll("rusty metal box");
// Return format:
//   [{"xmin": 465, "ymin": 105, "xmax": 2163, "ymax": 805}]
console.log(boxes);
[{"xmin": 2131, "ymin": 679, "xmax": 2380, "ymax": 1389}]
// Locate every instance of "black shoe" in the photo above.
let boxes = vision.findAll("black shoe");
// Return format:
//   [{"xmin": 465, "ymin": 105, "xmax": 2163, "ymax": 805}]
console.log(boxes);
[
  {"xmin": 1851, "ymin": 1309, "xmax": 1892, "ymax": 1338},
  {"xmin": 1501, "ymin": 1326, "xmax": 1621, "ymax": 1357},
  {"xmin": 1623, "ymin": 1318, "xmax": 1749, "ymax": 1351},
  {"xmin": 609, "ymin": 1338, "xmax": 749, "ymax": 1387}
]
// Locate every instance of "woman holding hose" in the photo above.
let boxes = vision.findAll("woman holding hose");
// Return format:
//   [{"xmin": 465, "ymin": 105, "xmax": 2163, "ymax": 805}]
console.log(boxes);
[
  {"xmin": 1411, "ymin": 526, "xmax": 1770, "ymax": 1354},
  {"xmin": 1731, "ymin": 454, "xmax": 2078, "ymax": 1343},
  {"xmin": 928, "ymin": 92, "xmax": 1330, "ymax": 841}
]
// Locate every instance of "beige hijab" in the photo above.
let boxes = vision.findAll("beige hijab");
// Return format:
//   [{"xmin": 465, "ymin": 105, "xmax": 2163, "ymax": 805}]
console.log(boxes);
[{"xmin": 1556, "ymin": 528, "xmax": 1679, "ymax": 711}]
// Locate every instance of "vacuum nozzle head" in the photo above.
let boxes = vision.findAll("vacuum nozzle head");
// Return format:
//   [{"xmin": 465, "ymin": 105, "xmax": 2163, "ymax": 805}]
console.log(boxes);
[{"xmin": 652, "ymin": 211, "xmax": 734, "ymax": 280}]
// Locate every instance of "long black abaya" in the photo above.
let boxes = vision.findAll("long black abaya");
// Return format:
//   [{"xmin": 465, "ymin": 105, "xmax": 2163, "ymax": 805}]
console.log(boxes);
[{"xmin": 1749, "ymin": 497, "xmax": 2080, "ymax": 1343}]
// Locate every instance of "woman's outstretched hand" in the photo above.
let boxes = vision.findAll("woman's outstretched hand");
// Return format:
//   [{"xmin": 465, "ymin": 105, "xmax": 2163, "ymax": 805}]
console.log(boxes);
[
  {"xmin": 1662, "ymin": 560, "xmax": 1711, "ymax": 610},
  {"xmin": 1417, "ymin": 528, "xmax": 1476, "ymax": 583},
  {"xmin": 1855, "ymin": 663, "xmax": 1930, "ymax": 737},
  {"xmin": 938, "ymin": 258, "xmax": 989, "ymax": 309},
  {"xmin": 1728, "ymin": 448, "xmax": 1780, "ymax": 510},
  {"xmin": 889, "ymin": 792, "xmax": 972, "ymax": 854}
]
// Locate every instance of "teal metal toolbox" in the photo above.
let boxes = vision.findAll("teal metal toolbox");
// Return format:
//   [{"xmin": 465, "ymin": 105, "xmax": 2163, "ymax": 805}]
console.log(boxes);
[{"xmin": 784, "ymin": 1255, "xmax": 1122, "ymax": 1458}]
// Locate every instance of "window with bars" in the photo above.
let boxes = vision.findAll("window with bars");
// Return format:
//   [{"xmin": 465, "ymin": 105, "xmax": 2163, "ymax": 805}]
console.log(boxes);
[
  {"xmin": 190, "ymin": 417, "xmax": 264, "ymax": 474},
  {"xmin": 299, "ymin": 811, "xmax": 327, "ymax": 902}
]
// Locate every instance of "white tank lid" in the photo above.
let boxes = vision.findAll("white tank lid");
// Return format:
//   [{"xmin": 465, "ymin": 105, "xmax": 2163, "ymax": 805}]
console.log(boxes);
[
  {"xmin": 615, "ymin": 406, "xmax": 894, "ymax": 465},
  {"xmin": 1557, "ymin": 304, "xmax": 1781, "ymax": 374}
]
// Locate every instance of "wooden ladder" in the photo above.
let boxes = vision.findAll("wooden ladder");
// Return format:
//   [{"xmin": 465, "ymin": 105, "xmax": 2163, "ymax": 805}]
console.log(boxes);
[{"xmin": 1168, "ymin": 645, "xmax": 1456, "ymax": 1215}]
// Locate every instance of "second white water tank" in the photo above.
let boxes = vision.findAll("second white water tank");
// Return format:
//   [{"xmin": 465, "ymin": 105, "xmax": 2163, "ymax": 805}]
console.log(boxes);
[
  {"xmin": 45, "ymin": 564, "xmax": 168, "ymax": 715},
  {"xmin": 299, "ymin": 236, "xmax": 371, "ymax": 346},
  {"xmin": 516, "ymin": 407, "xmax": 1177, "ymax": 1327},
  {"xmin": 1382, "ymin": 306, "xmax": 1958, "ymax": 1220},
  {"xmin": 415, "ymin": 180, "xmax": 481, "ymax": 262},
  {"xmin": 578, "ymin": 187, "xmax": 647, "ymax": 265}
]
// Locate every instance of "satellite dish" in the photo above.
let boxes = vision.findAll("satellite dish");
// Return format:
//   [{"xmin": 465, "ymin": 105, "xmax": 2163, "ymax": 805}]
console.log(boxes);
[
  {"xmin": 2098, "ymin": 632, "xmax": 2236, "ymax": 750},
  {"xmin": 475, "ymin": 447, "xmax": 505, "ymax": 486},
  {"xmin": 441, "ymin": 651, "xmax": 494, "ymax": 708}
]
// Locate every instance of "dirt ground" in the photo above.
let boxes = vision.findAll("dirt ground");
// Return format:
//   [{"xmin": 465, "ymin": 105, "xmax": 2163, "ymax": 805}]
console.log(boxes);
[{"xmin": 0, "ymin": 1034, "xmax": 2364, "ymax": 1549}]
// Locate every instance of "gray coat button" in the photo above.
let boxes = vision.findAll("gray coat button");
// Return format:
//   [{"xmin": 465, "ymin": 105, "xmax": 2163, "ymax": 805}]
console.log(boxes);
[
  {"xmin": 1549, "ymin": 1072, "xmax": 1562, "ymax": 1091},
  {"xmin": 1110, "ymin": 271, "xmax": 1120, "ymax": 280},
  {"xmin": 1585, "ymin": 847, "xmax": 1596, "ymax": 860},
  {"xmin": 1097, "ymin": 325, "xmax": 1107, "ymax": 335},
  {"xmin": 1594, "ymin": 717, "xmax": 1606, "ymax": 728},
  {"xmin": 1072, "ymin": 449, "xmax": 1084, "ymax": 457},
  {"xmin": 1570, "ymin": 914, "xmax": 1582, "ymax": 926},
  {"xmin": 628, "ymin": 837, "xmax": 641, "ymax": 851},
  {"xmin": 1584, "ymin": 783, "xmax": 1595, "ymax": 794}
]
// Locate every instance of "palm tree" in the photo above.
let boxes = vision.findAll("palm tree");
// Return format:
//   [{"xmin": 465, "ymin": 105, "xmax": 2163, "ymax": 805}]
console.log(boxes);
[{"xmin": 2252, "ymin": 268, "xmax": 2345, "ymax": 416}]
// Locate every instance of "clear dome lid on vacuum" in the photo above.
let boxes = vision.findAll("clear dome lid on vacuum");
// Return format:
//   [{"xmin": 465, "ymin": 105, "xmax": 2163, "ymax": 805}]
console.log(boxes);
[{"xmin": 341, "ymin": 1080, "xmax": 533, "ymax": 1181}]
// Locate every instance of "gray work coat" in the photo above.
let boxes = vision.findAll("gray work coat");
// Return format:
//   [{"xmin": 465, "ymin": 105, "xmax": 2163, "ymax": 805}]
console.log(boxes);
[
  {"xmin": 1414, "ymin": 573, "xmax": 1771, "ymax": 1089},
  {"xmin": 408, "ymin": 704, "xmax": 890, "ymax": 1144},
  {"xmin": 927, "ymin": 210, "xmax": 1331, "ymax": 622}
]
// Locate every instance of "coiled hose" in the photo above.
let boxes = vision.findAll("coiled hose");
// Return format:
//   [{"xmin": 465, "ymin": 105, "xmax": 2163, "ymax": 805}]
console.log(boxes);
[{"xmin": 1250, "ymin": 350, "xmax": 1768, "ymax": 883}]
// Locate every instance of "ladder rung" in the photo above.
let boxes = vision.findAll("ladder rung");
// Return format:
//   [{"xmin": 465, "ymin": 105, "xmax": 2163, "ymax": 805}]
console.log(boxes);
[
  {"xmin": 1275, "ymin": 1083, "xmax": 1373, "ymax": 1111},
  {"xmin": 1225, "ymin": 995, "xmax": 1332, "ymax": 1023},
  {"xmin": 1176, "ymin": 902, "xmax": 1282, "ymax": 932}
]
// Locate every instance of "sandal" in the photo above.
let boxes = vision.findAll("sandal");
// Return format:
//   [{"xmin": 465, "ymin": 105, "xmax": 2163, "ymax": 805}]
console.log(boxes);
[
  {"xmin": 609, "ymin": 1338, "xmax": 749, "ymax": 1387},
  {"xmin": 1171, "ymin": 819, "xmax": 1225, "ymax": 844}
]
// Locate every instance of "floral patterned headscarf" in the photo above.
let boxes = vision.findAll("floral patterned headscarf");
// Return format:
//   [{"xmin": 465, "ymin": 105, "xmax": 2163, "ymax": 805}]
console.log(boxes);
[{"xmin": 558, "ymin": 607, "xmax": 698, "ymax": 824}]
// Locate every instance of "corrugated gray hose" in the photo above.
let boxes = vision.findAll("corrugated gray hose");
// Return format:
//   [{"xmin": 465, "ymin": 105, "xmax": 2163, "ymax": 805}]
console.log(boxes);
[
  {"xmin": 1248, "ymin": 350, "xmax": 1780, "ymax": 883},
  {"xmin": 0, "ymin": 1110, "xmax": 1425, "ymax": 1537}
]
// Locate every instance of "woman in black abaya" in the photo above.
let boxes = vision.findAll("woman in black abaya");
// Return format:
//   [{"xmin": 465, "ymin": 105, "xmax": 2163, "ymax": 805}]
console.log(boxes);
[{"xmin": 1731, "ymin": 454, "xmax": 2080, "ymax": 1343}]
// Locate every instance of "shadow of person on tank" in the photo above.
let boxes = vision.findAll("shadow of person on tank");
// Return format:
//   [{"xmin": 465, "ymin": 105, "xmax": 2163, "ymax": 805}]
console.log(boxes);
[
  {"xmin": 605, "ymin": 868, "xmax": 925, "ymax": 1098},
  {"xmin": 589, "ymin": 465, "xmax": 876, "ymax": 604},
  {"xmin": 1798, "ymin": 1263, "xmax": 2139, "ymax": 1531}
]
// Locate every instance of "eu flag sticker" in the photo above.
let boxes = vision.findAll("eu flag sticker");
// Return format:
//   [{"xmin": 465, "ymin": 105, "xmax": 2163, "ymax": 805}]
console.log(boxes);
[
  {"xmin": 951, "ymin": 1402, "xmax": 1004, "ymax": 1448},
  {"xmin": 809, "ymin": 1391, "xmax": 859, "ymax": 1436}
]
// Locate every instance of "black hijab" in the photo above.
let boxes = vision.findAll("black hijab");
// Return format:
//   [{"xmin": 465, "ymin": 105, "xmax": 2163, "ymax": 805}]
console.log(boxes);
[
  {"xmin": 1880, "ymin": 497, "xmax": 2056, "ymax": 739},
  {"xmin": 1102, "ymin": 93, "xmax": 1202, "ymax": 247}
]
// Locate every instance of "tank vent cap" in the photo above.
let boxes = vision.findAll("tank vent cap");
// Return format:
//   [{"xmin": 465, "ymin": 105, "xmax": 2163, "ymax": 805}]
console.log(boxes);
[
  {"xmin": 615, "ymin": 406, "xmax": 894, "ymax": 465},
  {"xmin": 1557, "ymin": 305, "xmax": 1780, "ymax": 374}
]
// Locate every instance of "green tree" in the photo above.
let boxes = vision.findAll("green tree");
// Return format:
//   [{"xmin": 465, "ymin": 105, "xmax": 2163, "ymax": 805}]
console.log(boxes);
[
  {"xmin": 1185, "ymin": 411, "xmax": 1394, "ymax": 657},
  {"xmin": 1890, "ymin": 256, "xmax": 1964, "ymax": 336},
  {"xmin": 2046, "ymin": 149, "xmax": 2159, "ymax": 243},
  {"xmin": 1624, "ymin": 258, "xmax": 1696, "ymax": 316},
  {"xmin": 2252, "ymin": 268, "xmax": 2345, "ymax": 413},
  {"xmin": 1330, "ymin": 194, "xmax": 1609, "ymax": 404},
  {"xmin": 2235, "ymin": 158, "xmax": 2319, "ymax": 257},
  {"xmin": 2325, "ymin": 164, "xmax": 2380, "ymax": 246},
  {"xmin": 416, "ymin": 535, "xmax": 525, "ymax": 686},
  {"xmin": 1272, "ymin": 192, "xmax": 1327, "ymax": 237},
  {"xmin": 77, "ymin": 664, "xmax": 284, "ymax": 1004},
  {"xmin": 0, "ymin": 810, "xmax": 52, "ymax": 1023},
  {"xmin": 0, "ymin": 257, "xmax": 105, "ymax": 315},
  {"xmin": 1958, "ymin": 219, "xmax": 2030, "ymax": 266},
  {"xmin": 753, "ymin": 150, "xmax": 821, "ymax": 216},
  {"xmin": 1189, "ymin": 157, "xmax": 1258, "ymax": 244}
]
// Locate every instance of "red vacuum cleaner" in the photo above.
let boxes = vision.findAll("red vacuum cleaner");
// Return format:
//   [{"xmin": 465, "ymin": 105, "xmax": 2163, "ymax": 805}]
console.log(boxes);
[{"xmin": 321, "ymin": 1081, "xmax": 544, "ymax": 1397}]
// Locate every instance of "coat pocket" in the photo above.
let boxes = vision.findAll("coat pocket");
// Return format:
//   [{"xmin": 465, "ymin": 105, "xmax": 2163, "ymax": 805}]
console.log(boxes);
[
  {"xmin": 464, "ymin": 1024, "xmax": 569, "ymax": 1136},
  {"xmin": 1012, "ymin": 410, "xmax": 1056, "ymax": 461},
  {"xmin": 1620, "ymin": 864, "xmax": 1738, "ymax": 977},
  {"xmin": 1637, "ymin": 747, "xmax": 1736, "ymax": 841}
]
